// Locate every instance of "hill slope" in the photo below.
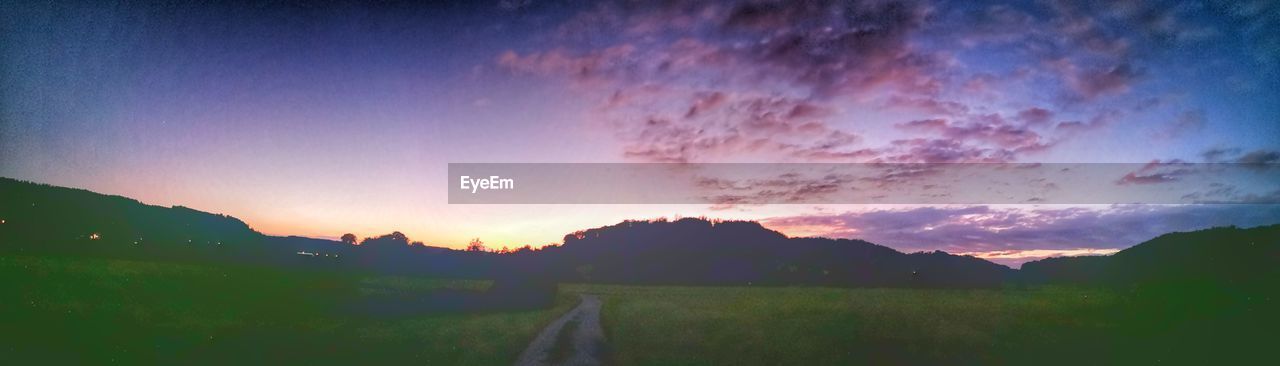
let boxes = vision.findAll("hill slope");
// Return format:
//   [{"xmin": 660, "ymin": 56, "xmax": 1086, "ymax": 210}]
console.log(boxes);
[
  {"xmin": 538, "ymin": 218, "xmax": 1012, "ymax": 287},
  {"xmin": 0, "ymin": 178, "xmax": 1013, "ymax": 287},
  {"xmin": 0, "ymin": 178, "xmax": 263, "ymax": 261},
  {"xmin": 5, "ymin": 177, "xmax": 1278, "ymax": 289},
  {"xmin": 1021, "ymin": 225, "xmax": 1280, "ymax": 286}
]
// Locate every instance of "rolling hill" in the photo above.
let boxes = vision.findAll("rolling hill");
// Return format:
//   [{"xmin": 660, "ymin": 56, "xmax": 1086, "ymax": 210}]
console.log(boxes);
[{"xmin": 4, "ymin": 177, "xmax": 1277, "ymax": 289}]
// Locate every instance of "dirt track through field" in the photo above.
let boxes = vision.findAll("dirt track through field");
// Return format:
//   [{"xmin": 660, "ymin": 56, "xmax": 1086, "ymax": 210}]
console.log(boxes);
[{"xmin": 514, "ymin": 294, "xmax": 606, "ymax": 366}]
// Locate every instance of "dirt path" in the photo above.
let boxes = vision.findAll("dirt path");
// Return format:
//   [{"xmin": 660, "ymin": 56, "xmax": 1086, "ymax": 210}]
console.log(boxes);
[{"xmin": 513, "ymin": 294, "xmax": 606, "ymax": 366}]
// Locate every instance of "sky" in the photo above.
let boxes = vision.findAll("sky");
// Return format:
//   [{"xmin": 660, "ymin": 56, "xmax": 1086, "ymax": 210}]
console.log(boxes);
[{"xmin": 2, "ymin": 0, "xmax": 1278, "ymax": 266}]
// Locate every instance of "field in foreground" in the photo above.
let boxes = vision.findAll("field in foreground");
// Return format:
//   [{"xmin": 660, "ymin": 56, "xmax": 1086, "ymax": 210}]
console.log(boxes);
[
  {"xmin": 3, "ymin": 255, "xmax": 1268, "ymax": 365},
  {"xmin": 563, "ymin": 281, "xmax": 1267, "ymax": 365},
  {"xmin": 0, "ymin": 255, "xmax": 575, "ymax": 365}
]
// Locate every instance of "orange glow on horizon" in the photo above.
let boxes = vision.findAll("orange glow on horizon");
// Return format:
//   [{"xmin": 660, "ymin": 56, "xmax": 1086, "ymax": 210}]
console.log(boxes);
[{"xmin": 957, "ymin": 248, "xmax": 1122, "ymax": 260}]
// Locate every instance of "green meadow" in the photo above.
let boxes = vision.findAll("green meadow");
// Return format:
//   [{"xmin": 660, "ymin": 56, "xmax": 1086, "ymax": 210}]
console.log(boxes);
[
  {"xmin": 567, "ymin": 285, "xmax": 1137, "ymax": 365},
  {"xmin": 0, "ymin": 255, "xmax": 574, "ymax": 365},
  {"xmin": 562, "ymin": 283, "xmax": 1266, "ymax": 365},
  {"xmin": 3, "ymin": 255, "xmax": 1264, "ymax": 365}
]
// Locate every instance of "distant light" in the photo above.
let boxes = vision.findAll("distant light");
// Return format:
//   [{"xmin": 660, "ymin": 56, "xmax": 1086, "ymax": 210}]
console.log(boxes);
[
  {"xmin": 89, "ymin": 233, "xmax": 101, "ymax": 240},
  {"xmin": 0, "ymin": 219, "xmax": 6, "ymax": 224}
]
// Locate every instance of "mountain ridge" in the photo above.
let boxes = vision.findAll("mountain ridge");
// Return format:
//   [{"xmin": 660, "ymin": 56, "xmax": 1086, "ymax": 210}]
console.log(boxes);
[{"xmin": 3, "ymin": 177, "xmax": 1276, "ymax": 288}]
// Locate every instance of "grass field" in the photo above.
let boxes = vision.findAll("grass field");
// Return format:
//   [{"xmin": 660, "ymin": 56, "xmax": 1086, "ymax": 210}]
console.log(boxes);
[
  {"xmin": 565, "ymin": 285, "xmax": 1119, "ymax": 365},
  {"xmin": 563, "ymin": 282, "xmax": 1265, "ymax": 365},
  {"xmin": 3, "ymin": 255, "xmax": 1266, "ymax": 365},
  {"xmin": 0, "ymin": 255, "xmax": 575, "ymax": 365}
]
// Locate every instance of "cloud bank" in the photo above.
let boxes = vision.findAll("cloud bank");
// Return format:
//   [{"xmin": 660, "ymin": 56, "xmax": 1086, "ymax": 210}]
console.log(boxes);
[{"xmin": 761, "ymin": 204, "xmax": 1280, "ymax": 266}]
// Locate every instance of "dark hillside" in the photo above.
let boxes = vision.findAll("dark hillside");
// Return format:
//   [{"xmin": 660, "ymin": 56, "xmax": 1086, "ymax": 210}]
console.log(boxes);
[
  {"xmin": 1, "ymin": 178, "xmax": 1013, "ymax": 287},
  {"xmin": 0, "ymin": 178, "xmax": 262, "ymax": 262},
  {"xmin": 542, "ymin": 218, "xmax": 1012, "ymax": 287},
  {"xmin": 8, "ymin": 177, "xmax": 1276, "ymax": 291},
  {"xmin": 1021, "ymin": 224, "xmax": 1280, "ymax": 287}
]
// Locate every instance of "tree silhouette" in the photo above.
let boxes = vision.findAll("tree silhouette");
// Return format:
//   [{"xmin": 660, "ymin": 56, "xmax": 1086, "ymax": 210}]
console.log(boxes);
[
  {"xmin": 340, "ymin": 233, "xmax": 357, "ymax": 245},
  {"xmin": 466, "ymin": 238, "xmax": 487, "ymax": 252},
  {"xmin": 387, "ymin": 231, "xmax": 407, "ymax": 242}
]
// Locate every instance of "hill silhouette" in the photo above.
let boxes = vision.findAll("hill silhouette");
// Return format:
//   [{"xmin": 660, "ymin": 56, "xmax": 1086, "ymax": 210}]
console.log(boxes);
[
  {"xmin": 3, "ymin": 177, "xmax": 1277, "ymax": 289},
  {"xmin": 0, "ymin": 178, "xmax": 263, "ymax": 262},
  {"xmin": 538, "ymin": 218, "xmax": 1013, "ymax": 287},
  {"xmin": 1021, "ymin": 225, "xmax": 1280, "ymax": 287}
]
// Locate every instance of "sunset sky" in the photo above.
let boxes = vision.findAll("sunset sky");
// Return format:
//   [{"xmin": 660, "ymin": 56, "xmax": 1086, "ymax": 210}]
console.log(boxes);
[{"xmin": 2, "ymin": 0, "xmax": 1277, "ymax": 266}]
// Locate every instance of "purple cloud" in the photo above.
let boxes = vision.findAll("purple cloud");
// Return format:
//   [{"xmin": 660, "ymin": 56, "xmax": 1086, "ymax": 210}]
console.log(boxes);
[
  {"xmin": 762, "ymin": 204, "xmax": 1280, "ymax": 267},
  {"xmin": 613, "ymin": 94, "xmax": 867, "ymax": 163},
  {"xmin": 494, "ymin": 0, "xmax": 1263, "ymax": 164},
  {"xmin": 1116, "ymin": 159, "xmax": 1195, "ymax": 185}
]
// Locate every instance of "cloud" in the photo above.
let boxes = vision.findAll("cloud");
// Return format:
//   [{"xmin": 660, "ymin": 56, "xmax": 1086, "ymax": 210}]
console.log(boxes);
[
  {"xmin": 1236, "ymin": 150, "xmax": 1280, "ymax": 165},
  {"xmin": 761, "ymin": 204, "xmax": 1280, "ymax": 266},
  {"xmin": 1015, "ymin": 107, "xmax": 1054, "ymax": 125},
  {"xmin": 1055, "ymin": 61, "xmax": 1144, "ymax": 100},
  {"xmin": 1201, "ymin": 147, "xmax": 1244, "ymax": 162},
  {"xmin": 956, "ymin": 248, "xmax": 1121, "ymax": 267},
  {"xmin": 695, "ymin": 172, "xmax": 866, "ymax": 209},
  {"xmin": 895, "ymin": 114, "xmax": 1050, "ymax": 151},
  {"xmin": 1182, "ymin": 182, "xmax": 1280, "ymax": 204},
  {"xmin": 1116, "ymin": 159, "xmax": 1194, "ymax": 185},
  {"xmin": 612, "ymin": 94, "xmax": 867, "ymax": 163},
  {"xmin": 496, "ymin": 45, "xmax": 639, "ymax": 87},
  {"xmin": 1197, "ymin": 147, "xmax": 1279, "ymax": 166},
  {"xmin": 883, "ymin": 96, "xmax": 971, "ymax": 116},
  {"xmin": 882, "ymin": 109, "xmax": 1060, "ymax": 163},
  {"xmin": 882, "ymin": 138, "xmax": 1011, "ymax": 163},
  {"xmin": 494, "ymin": 1, "xmax": 943, "ymax": 163},
  {"xmin": 683, "ymin": 91, "xmax": 729, "ymax": 118},
  {"xmin": 716, "ymin": 0, "xmax": 940, "ymax": 98},
  {"xmin": 524, "ymin": 0, "xmax": 940, "ymax": 99},
  {"xmin": 1054, "ymin": 109, "xmax": 1120, "ymax": 133},
  {"xmin": 495, "ymin": 0, "xmax": 1250, "ymax": 163}
]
